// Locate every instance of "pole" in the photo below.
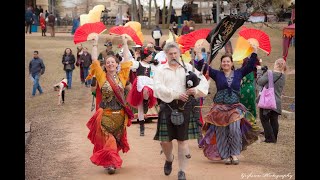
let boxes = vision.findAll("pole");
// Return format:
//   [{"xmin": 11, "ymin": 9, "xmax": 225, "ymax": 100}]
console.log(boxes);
[
  {"xmin": 119, "ymin": 5, "xmax": 123, "ymax": 25},
  {"xmin": 216, "ymin": 0, "xmax": 220, "ymax": 24},
  {"xmin": 131, "ymin": 0, "xmax": 134, "ymax": 21}
]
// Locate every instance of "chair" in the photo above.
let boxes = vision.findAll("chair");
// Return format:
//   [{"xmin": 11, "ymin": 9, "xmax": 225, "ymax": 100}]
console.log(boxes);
[
  {"xmin": 143, "ymin": 17, "xmax": 148, "ymax": 26},
  {"xmin": 205, "ymin": 14, "xmax": 212, "ymax": 23}
]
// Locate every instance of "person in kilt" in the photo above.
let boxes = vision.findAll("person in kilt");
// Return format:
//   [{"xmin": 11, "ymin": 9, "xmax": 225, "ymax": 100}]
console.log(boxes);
[{"xmin": 153, "ymin": 42, "xmax": 209, "ymax": 180}]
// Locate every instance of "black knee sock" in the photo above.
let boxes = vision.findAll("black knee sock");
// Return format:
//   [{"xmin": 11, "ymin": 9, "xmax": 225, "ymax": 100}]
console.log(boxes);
[{"xmin": 62, "ymin": 90, "xmax": 65, "ymax": 102}]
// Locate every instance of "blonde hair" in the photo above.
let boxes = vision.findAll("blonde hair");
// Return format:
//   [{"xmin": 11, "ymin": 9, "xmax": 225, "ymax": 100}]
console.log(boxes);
[{"xmin": 274, "ymin": 58, "xmax": 287, "ymax": 73}]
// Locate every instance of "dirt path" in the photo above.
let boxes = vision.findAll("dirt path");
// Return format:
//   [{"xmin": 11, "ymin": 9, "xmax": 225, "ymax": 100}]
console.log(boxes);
[
  {"xmin": 25, "ymin": 31, "xmax": 295, "ymax": 180},
  {"xmin": 26, "ymin": 85, "xmax": 273, "ymax": 180}
]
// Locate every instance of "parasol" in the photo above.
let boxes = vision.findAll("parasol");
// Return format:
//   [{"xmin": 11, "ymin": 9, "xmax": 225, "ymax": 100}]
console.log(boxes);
[
  {"xmin": 73, "ymin": 22, "xmax": 107, "ymax": 44},
  {"xmin": 238, "ymin": 27, "xmax": 271, "ymax": 55},
  {"xmin": 283, "ymin": 23, "xmax": 295, "ymax": 38},
  {"xmin": 282, "ymin": 23, "xmax": 295, "ymax": 61},
  {"xmin": 109, "ymin": 26, "xmax": 143, "ymax": 46},
  {"xmin": 176, "ymin": 28, "xmax": 211, "ymax": 53}
]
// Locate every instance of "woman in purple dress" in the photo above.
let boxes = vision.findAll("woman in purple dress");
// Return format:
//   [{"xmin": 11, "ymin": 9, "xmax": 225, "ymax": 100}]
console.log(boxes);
[{"xmin": 197, "ymin": 46, "xmax": 260, "ymax": 165}]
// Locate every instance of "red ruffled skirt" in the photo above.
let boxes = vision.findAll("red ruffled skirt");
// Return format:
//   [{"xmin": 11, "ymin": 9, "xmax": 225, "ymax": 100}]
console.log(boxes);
[
  {"xmin": 126, "ymin": 77, "xmax": 157, "ymax": 108},
  {"xmin": 86, "ymin": 108, "xmax": 130, "ymax": 168}
]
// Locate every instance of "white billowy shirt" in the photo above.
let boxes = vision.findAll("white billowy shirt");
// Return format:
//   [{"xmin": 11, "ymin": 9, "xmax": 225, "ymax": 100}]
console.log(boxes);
[
  {"xmin": 130, "ymin": 60, "xmax": 160, "ymax": 92},
  {"xmin": 154, "ymin": 51, "xmax": 167, "ymax": 65},
  {"xmin": 153, "ymin": 60, "xmax": 209, "ymax": 103}
]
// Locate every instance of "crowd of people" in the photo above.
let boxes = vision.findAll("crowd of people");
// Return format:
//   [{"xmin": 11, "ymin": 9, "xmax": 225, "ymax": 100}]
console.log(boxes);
[
  {"xmin": 28, "ymin": 25, "xmax": 287, "ymax": 180},
  {"xmin": 25, "ymin": 5, "xmax": 57, "ymax": 37}
]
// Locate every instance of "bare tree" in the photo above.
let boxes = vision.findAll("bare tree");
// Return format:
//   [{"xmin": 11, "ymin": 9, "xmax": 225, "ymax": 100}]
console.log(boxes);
[
  {"xmin": 148, "ymin": 0, "xmax": 152, "ymax": 28},
  {"xmin": 137, "ymin": 0, "xmax": 143, "ymax": 23},
  {"xmin": 154, "ymin": 0, "xmax": 159, "ymax": 26},
  {"xmin": 131, "ymin": 0, "xmax": 138, "ymax": 21},
  {"xmin": 161, "ymin": 0, "xmax": 166, "ymax": 29},
  {"xmin": 166, "ymin": 0, "xmax": 173, "ymax": 27}
]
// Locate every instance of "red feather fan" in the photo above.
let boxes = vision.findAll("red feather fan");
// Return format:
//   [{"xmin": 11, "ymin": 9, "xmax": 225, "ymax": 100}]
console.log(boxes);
[
  {"xmin": 73, "ymin": 22, "xmax": 107, "ymax": 44},
  {"xmin": 177, "ymin": 28, "xmax": 211, "ymax": 53},
  {"xmin": 109, "ymin": 26, "xmax": 143, "ymax": 46},
  {"xmin": 238, "ymin": 27, "xmax": 271, "ymax": 55}
]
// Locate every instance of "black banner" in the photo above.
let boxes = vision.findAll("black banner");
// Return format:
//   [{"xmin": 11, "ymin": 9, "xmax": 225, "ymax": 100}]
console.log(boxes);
[{"xmin": 206, "ymin": 15, "xmax": 247, "ymax": 64}]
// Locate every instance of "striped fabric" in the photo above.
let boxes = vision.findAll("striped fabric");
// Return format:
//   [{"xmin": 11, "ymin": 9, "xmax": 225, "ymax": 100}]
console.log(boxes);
[{"xmin": 215, "ymin": 120, "xmax": 242, "ymax": 159}]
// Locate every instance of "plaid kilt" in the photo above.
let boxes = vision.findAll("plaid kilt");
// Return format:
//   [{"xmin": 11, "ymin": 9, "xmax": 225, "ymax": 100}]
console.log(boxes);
[{"xmin": 154, "ymin": 98, "xmax": 202, "ymax": 141}]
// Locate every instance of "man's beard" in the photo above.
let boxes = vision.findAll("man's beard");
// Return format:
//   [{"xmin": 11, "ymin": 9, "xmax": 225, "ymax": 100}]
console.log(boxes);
[{"xmin": 169, "ymin": 59, "xmax": 179, "ymax": 65}]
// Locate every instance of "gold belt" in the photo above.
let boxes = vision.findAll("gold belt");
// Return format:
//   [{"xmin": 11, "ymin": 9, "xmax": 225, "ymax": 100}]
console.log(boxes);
[{"xmin": 103, "ymin": 109, "xmax": 125, "ymax": 116}]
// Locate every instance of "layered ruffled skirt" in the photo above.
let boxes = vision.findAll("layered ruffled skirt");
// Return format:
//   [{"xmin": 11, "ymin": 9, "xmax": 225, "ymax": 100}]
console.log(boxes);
[
  {"xmin": 126, "ymin": 76, "xmax": 157, "ymax": 109},
  {"xmin": 199, "ymin": 103, "xmax": 260, "ymax": 160},
  {"xmin": 86, "ymin": 108, "xmax": 130, "ymax": 168}
]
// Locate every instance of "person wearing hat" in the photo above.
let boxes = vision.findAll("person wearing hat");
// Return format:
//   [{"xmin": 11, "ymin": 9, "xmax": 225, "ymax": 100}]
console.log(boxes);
[
  {"xmin": 131, "ymin": 44, "xmax": 142, "ymax": 61},
  {"xmin": 97, "ymin": 41, "xmax": 113, "ymax": 64},
  {"xmin": 126, "ymin": 47, "xmax": 158, "ymax": 136}
]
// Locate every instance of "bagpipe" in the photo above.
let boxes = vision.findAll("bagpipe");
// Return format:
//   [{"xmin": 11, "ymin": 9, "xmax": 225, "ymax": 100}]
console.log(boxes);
[
  {"xmin": 168, "ymin": 28, "xmax": 201, "ymax": 89},
  {"xmin": 174, "ymin": 57, "xmax": 200, "ymax": 89}
]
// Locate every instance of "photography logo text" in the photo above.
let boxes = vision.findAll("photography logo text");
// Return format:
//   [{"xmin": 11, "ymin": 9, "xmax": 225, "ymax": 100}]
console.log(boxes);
[{"xmin": 241, "ymin": 172, "xmax": 293, "ymax": 179}]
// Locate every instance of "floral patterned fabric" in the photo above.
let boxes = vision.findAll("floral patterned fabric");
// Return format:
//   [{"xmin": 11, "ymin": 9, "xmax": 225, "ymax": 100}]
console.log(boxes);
[{"xmin": 240, "ymin": 72, "xmax": 257, "ymax": 119}]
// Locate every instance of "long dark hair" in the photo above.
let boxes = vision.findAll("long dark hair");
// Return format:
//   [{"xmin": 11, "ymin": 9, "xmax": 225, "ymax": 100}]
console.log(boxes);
[
  {"xmin": 219, "ymin": 53, "xmax": 235, "ymax": 71},
  {"xmin": 63, "ymin": 48, "xmax": 73, "ymax": 56}
]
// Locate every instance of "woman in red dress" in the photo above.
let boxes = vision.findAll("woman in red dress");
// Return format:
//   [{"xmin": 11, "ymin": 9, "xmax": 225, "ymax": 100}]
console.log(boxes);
[{"xmin": 39, "ymin": 13, "xmax": 46, "ymax": 36}]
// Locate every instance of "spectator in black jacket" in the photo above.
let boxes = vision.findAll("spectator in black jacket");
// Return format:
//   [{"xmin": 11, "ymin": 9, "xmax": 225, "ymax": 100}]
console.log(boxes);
[
  {"xmin": 62, "ymin": 48, "xmax": 76, "ymax": 89},
  {"xmin": 79, "ymin": 47, "xmax": 93, "ymax": 87}
]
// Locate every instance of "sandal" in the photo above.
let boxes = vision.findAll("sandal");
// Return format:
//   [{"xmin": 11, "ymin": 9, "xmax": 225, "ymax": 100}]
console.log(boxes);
[
  {"xmin": 231, "ymin": 156, "xmax": 239, "ymax": 165},
  {"xmin": 223, "ymin": 158, "xmax": 232, "ymax": 165}
]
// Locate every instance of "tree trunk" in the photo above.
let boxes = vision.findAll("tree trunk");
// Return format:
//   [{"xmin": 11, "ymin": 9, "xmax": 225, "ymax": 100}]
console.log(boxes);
[
  {"xmin": 137, "ymin": 0, "xmax": 143, "ymax": 24},
  {"xmin": 166, "ymin": 0, "xmax": 173, "ymax": 27},
  {"xmin": 161, "ymin": 0, "xmax": 166, "ymax": 29},
  {"xmin": 148, "ymin": 0, "xmax": 152, "ymax": 29},
  {"xmin": 154, "ymin": 0, "xmax": 159, "ymax": 26},
  {"xmin": 132, "ymin": 0, "xmax": 138, "ymax": 22}
]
